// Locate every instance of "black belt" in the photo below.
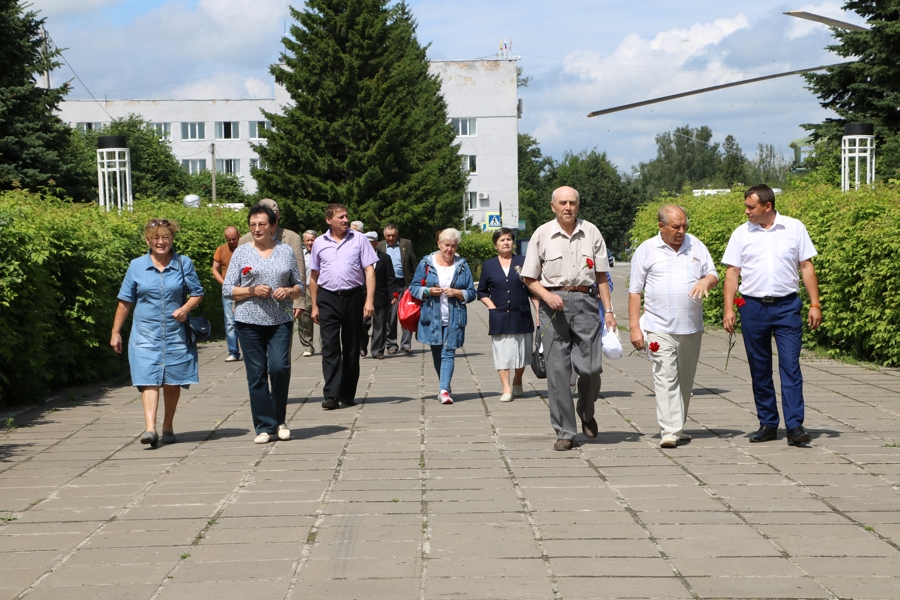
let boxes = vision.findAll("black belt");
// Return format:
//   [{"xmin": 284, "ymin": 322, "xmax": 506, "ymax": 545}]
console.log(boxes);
[
  {"xmin": 744, "ymin": 292, "xmax": 798, "ymax": 304},
  {"xmin": 546, "ymin": 285, "xmax": 595, "ymax": 294},
  {"xmin": 321, "ymin": 285, "xmax": 364, "ymax": 296}
]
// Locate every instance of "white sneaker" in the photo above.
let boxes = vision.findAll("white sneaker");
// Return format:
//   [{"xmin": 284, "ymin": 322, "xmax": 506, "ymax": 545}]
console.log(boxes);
[
  {"xmin": 499, "ymin": 392, "xmax": 514, "ymax": 402},
  {"xmin": 679, "ymin": 433, "xmax": 692, "ymax": 441},
  {"xmin": 225, "ymin": 355, "xmax": 239, "ymax": 362},
  {"xmin": 512, "ymin": 385, "xmax": 524, "ymax": 398},
  {"xmin": 302, "ymin": 351, "xmax": 312, "ymax": 357},
  {"xmin": 254, "ymin": 432, "xmax": 273, "ymax": 444},
  {"xmin": 439, "ymin": 391, "xmax": 453, "ymax": 405},
  {"xmin": 277, "ymin": 424, "xmax": 291, "ymax": 441},
  {"xmin": 660, "ymin": 435, "xmax": 678, "ymax": 449}
]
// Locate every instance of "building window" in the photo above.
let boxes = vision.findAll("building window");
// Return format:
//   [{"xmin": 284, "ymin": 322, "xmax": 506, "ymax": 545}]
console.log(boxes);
[
  {"xmin": 216, "ymin": 121, "xmax": 240, "ymax": 140},
  {"xmin": 181, "ymin": 159, "xmax": 207, "ymax": 174},
  {"xmin": 151, "ymin": 122, "xmax": 171, "ymax": 140},
  {"xmin": 466, "ymin": 191, "xmax": 478, "ymax": 210},
  {"xmin": 248, "ymin": 120, "xmax": 271, "ymax": 139},
  {"xmin": 181, "ymin": 122, "xmax": 205, "ymax": 140},
  {"xmin": 451, "ymin": 117, "xmax": 476, "ymax": 137},
  {"xmin": 462, "ymin": 155, "xmax": 477, "ymax": 174},
  {"xmin": 249, "ymin": 158, "xmax": 267, "ymax": 171},
  {"xmin": 216, "ymin": 159, "xmax": 240, "ymax": 175},
  {"xmin": 75, "ymin": 122, "xmax": 103, "ymax": 133}
]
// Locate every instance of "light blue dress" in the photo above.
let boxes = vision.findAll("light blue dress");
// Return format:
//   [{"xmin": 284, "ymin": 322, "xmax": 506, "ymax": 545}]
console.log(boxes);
[{"xmin": 117, "ymin": 253, "xmax": 204, "ymax": 388}]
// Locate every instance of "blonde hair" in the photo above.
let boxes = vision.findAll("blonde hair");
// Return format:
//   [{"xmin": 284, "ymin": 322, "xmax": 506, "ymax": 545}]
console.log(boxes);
[{"xmin": 144, "ymin": 218, "xmax": 180, "ymax": 241}]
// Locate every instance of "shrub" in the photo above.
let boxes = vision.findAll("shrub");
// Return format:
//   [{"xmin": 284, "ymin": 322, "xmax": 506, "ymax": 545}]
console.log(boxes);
[
  {"xmin": 631, "ymin": 183, "xmax": 900, "ymax": 365},
  {"xmin": 0, "ymin": 191, "xmax": 245, "ymax": 406}
]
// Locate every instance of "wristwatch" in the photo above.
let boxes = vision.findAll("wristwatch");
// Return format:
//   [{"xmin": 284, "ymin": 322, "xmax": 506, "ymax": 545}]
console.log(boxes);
[{"xmin": 604, "ymin": 309, "xmax": 614, "ymax": 314}]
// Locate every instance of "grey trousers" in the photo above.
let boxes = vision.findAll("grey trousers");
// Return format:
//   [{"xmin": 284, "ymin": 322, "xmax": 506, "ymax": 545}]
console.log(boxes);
[
  {"xmin": 298, "ymin": 289, "xmax": 315, "ymax": 353},
  {"xmin": 370, "ymin": 305, "xmax": 390, "ymax": 356},
  {"xmin": 540, "ymin": 292, "xmax": 603, "ymax": 441},
  {"xmin": 386, "ymin": 285, "xmax": 413, "ymax": 350}
]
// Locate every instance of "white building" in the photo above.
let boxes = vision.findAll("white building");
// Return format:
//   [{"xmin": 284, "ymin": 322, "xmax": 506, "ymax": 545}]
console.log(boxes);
[{"xmin": 57, "ymin": 59, "xmax": 520, "ymax": 229}]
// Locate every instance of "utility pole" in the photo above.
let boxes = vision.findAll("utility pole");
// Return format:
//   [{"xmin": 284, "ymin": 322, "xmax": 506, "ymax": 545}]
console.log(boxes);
[
  {"xmin": 40, "ymin": 25, "xmax": 51, "ymax": 89},
  {"xmin": 210, "ymin": 143, "xmax": 217, "ymax": 205}
]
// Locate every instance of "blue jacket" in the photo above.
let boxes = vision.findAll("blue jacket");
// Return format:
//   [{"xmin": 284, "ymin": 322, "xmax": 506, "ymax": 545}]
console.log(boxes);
[{"xmin": 409, "ymin": 253, "xmax": 476, "ymax": 349}]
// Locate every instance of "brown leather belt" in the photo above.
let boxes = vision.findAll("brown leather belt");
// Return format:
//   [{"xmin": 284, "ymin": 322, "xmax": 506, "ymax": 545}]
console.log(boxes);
[{"xmin": 547, "ymin": 285, "xmax": 594, "ymax": 294}]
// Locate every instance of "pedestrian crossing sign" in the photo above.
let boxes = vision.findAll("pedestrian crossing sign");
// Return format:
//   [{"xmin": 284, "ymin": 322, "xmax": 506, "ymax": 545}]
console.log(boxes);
[{"xmin": 483, "ymin": 213, "xmax": 502, "ymax": 231}]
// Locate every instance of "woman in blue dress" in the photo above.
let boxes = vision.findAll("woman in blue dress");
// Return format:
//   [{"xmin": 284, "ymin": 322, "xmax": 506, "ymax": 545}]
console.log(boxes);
[
  {"xmin": 110, "ymin": 219, "xmax": 204, "ymax": 448},
  {"xmin": 477, "ymin": 228, "xmax": 536, "ymax": 402}
]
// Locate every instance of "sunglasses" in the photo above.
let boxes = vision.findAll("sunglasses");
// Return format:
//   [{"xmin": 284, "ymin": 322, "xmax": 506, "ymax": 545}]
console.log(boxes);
[{"xmin": 149, "ymin": 219, "xmax": 170, "ymax": 227}]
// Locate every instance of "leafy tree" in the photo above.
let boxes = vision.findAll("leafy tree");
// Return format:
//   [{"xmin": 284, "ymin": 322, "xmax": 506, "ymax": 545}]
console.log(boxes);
[
  {"xmin": 185, "ymin": 169, "xmax": 252, "ymax": 205},
  {"xmin": 517, "ymin": 133, "xmax": 553, "ymax": 235},
  {"xmin": 70, "ymin": 115, "xmax": 190, "ymax": 201},
  {"xmin": 719, "ymin": 134, "xmax": 747, "ymax": 187},
  {"xmin": 746, "ymin": 143, "xmax": 791, "ymax": 188},
  {"xmin": 0, "ymin": 1, "xmax": 72, "ymax": 192},
  {"xmin": 548, "ymin": 149, "xmax": 640, "ymax": 254},
  {"xmin": 803, "ymin": 1, "xmax": 900, "ymax": 178},
  {"xmin": 254, "ymin": 0, "xmax": 467, "ymax": 251},
  {"xmin": 636, "ymin": 125, "xmax": 722, "ymax": 200}
]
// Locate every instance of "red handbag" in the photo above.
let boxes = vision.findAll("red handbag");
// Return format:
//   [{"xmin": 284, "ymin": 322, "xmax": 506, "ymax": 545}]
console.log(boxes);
[{"xmin": 398, "ymin": 266, "xmax": 428, "ymax": 332}]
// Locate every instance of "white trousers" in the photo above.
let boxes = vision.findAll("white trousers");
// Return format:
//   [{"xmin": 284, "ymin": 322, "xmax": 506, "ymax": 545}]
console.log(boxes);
[{"xmin": 647, "ymin": 331, "xmax": 703, "ymax": 438}]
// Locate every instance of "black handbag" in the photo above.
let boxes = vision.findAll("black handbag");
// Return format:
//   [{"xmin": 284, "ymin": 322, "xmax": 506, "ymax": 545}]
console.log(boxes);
[
  {"xmin": 179, "ymin": 256, "xmax": 211, "ymax": 345},
  {"xmin": 531, "ymin": 326, "xmax": 547, "ymax": 379}
]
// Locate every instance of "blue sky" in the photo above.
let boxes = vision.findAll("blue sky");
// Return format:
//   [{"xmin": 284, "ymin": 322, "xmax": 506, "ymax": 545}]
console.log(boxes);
[{"xmin": 32, "ymin": 0, "xmax": 866, "ymax": 174}]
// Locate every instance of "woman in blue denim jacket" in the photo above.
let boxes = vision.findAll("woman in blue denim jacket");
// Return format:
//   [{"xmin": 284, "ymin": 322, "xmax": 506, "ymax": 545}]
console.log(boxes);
[{"xmin": 409, "ymin": 228, "xmax": 476, "ymax": 405}]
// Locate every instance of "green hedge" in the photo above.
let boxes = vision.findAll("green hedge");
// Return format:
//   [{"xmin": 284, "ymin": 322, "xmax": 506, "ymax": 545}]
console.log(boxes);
[
  {"xmin": 630, "ymin": 182, "xmax": 900, "ymax": 365},
  {"xmin": 0, "ymin": 191, "xmax": 246, "ymax": 406}
]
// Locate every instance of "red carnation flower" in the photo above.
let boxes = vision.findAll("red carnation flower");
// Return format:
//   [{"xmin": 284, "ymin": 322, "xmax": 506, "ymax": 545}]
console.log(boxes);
[
  {"xmin": 734, "ymin": 297, "xmax": 746, "ymax": 308},
  {"xmin": 420, "ymin": 278, "xmax": 426, "ymax": 285},
  {"xmin": 649, "ymin": 341, "xmax": 660, "ymax": 353},
  {"xmin": 586, "ymin": 258, "xmax": 595, "ymax": 269},
  {"xmin": 241, "ymin": 266, "xmax": 253, "ymax": 276},
  {"xmin": 393, "ymin": 292, "xmax": 399, "ymax": 298}
]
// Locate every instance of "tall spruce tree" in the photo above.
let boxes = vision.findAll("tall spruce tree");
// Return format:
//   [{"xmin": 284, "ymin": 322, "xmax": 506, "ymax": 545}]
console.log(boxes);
[
  {"xmin": 254, "ymin": 0, "xmax": 467, "ymax": 248},
  {"xmin": 0, "ymin": 1, "xmax": 72, "ymax": 192}
]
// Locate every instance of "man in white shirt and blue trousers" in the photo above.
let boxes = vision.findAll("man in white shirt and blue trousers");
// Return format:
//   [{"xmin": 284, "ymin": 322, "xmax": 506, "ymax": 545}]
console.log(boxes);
[{"xmin": 722, "ymin": 184, "xmax": 823, "ymax": 446}]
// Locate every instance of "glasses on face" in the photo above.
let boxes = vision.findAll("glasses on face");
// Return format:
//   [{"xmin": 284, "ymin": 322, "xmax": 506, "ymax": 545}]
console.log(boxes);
[
  {"xmin": 152, "ymin": 235, "xmax": 171, "ymax": 242},
  {"xmin": 249, "ymin": 223, "xmax": 270, "ymax": 230},
  {"xmin": 149, "ymin": 219, "xmax": 170, "ymax": 228}
]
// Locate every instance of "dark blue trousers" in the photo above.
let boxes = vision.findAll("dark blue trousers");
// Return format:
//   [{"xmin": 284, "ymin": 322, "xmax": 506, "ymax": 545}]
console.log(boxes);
[
  {"xmin": 739, "ymin": 295, "xmax": 805, "ymax": 430},
  {"xmin": 236, "ymin": 321, "xmax": 293, "ymax": 435}
]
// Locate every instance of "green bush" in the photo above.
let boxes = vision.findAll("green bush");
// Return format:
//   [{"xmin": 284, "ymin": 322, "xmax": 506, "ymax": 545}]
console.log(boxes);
[
  {"xmin": 0, "ymin": 191, "xmax": 245, "ymax": 406},
  {"xmin": 631, "ymin": 183, "xmax": 900, "ymax": 365},
  {"xmin": 458, "ymin": 231, "xmax": 499, "ymax": 280}
]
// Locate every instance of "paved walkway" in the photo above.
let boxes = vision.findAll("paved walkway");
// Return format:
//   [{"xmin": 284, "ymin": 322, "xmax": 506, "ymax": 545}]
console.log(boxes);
[{"xmin": 2, "ymin": 265, "xmax": 900, "ymax": 599}]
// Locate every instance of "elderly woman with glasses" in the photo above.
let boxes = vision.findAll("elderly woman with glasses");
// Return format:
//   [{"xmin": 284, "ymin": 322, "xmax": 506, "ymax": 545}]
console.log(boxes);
[
  {"xmin": 223, "ymin": 205, "xmax": 303, "ymax": 444},
  {"xmin": 409, "ymin": 228, "xmax": 476, "ymax": 405},
  {"xmin": 111, "ymin": 219, "xmax": 204, "ymax": 448}
]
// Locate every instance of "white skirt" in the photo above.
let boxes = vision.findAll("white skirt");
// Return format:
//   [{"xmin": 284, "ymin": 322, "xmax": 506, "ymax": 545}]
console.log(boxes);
[{"xmin": 491, "ymin": 333, "xmax": 533, "ymax": 370}]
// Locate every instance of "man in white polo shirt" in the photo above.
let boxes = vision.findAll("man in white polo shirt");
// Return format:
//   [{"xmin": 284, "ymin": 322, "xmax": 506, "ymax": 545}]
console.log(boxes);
[
  {"xmin": 629, "ymin": 205, "xmax": 718, "ymax": 448},
  {"xmin": 722, "ymin": 184, "xmax": 822, "ymax": 446}
]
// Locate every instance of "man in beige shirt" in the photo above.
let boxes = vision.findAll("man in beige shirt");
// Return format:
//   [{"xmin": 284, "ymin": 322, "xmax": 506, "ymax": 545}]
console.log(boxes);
[
  {"xmin": 522, "ymin": 186, "xmax": 617, "ymax": 451},
  {"xmin": 238, "ymin": 198, "xmax": 306, "ymax": 316}
]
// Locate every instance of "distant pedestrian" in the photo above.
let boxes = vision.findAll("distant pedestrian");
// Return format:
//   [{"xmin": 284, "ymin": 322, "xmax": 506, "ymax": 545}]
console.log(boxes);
[
  {"xmin": 378, "ymin": 224, "xmax": 417, "ymax": 355},
  {"xmin": 110, "ymin": 218, "xmax": 204, "ymax": 448},
  {"xmin": 298, "ymin": 229, "xmax": 318, "ymax": 357},
  {"xmin": 223, "ymin": 205, "xmax": 303, "ymax": 444},
  {"xmin": 362, "ymin": 231, "xmax": 401, "ymax": 359},
  {"xmin": 309, "ymin": 204, "xmax": 378, "ymax": 410},
  {"xmin": 409, "ymin": 228, "xmax": 476, "ymax": 405},
  {"xmin": 212, "ymin": 225, "xmax": 242, "ymax": 362},
  {"xmin": 477, "ymin": 227, "xmax": 537, "ymax": 402},
  {"xmin": 350, "ymin": 221, "xmax": 364, "ymax": 232},
  {"xmin": 522, "ymin": 186, "xmax": 616, "ymax": 451},
  {"xmin": 722, "ymin": 184, "xmax": 822, "ymax": 446},
  {"xmin": 628, "ymin": 205, "xmax": 718, "ymax": 448}
]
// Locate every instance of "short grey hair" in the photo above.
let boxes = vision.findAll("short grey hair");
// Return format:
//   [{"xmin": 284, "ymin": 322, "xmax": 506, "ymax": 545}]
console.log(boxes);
[
  {"xmin": 350, "ymin": 220, "xmax": 364, "ymax": 232},
  {"xmin": 302, "ymin": 229, "xmax": 317, "ymax": 239},
  {"xmin": 551, "ymin": 188, "xmax": 580, "ymax": 204},
  {"xmin": 657, "ymin": 205, "xmax": 687, "ymax": 226},
  {"xmin": 438, "ymin": 228, "xmax": 462, "ymax": 245}
]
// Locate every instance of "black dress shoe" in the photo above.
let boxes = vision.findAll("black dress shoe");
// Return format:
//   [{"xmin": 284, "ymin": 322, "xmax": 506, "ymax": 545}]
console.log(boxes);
[
  {"xmin": 749, "ymin": 425, "xmax": 778, "ymax": 443},
  {"xmin": 553, "ymin": 439, "xmax": 574, "ymax": 451},
  {"xmin": 786, "ymin": 425, "xmax": 811, "ymax": 446},
  {"xmin": 321, "ymin": 398, "xmax": 339, "ymax": 410},
  {"xmin": 581, "ymin": 418, "xmax": 598, "ymax": 439},
  {"xmin": 340, "ymin": 398, "xmax": 357, "ymax": 407}
]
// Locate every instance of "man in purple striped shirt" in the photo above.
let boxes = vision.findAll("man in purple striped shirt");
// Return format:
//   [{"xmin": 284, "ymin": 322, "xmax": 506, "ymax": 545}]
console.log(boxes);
[{"xmin": 309, "ymin": 204, "xmax": 378, "ymax": 410}]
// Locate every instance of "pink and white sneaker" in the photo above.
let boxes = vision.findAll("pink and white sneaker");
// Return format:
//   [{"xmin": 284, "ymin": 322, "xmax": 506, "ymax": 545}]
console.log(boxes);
[{"xmin": 439, "ymin": 390, "xmax": 453, "ymax": 405}]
